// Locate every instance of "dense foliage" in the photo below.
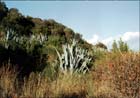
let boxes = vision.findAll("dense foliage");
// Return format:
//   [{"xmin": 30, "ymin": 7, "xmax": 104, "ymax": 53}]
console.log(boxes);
[
  {"xmin": 112, "ymin": 39, "xmax": 129, "ymax": 53},
  {"xmin": 0, "ymin": 2, "xmax": 139, "ymax": 98},
  {"xmin": 0, "ymin": 2, "xmax": 93, "ymax": 78}
]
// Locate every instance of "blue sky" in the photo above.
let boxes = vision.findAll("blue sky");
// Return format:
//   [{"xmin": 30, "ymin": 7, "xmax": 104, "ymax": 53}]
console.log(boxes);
[{"xmin": 4, "ymin": 1, "xmax": 139, "ymax": 51}]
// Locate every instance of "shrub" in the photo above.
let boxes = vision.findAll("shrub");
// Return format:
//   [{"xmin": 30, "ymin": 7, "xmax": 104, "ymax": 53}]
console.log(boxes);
[
  {"xmin": 111, "ymin": 52, "xmax": 140, "ymax": 98},
  {"xmin": 55, "ymin": 39, "xmax": 92, "ymax": 74},
  {"xmin": 93, "ymin": 52, "xmax": 140, "ymax": 98}
]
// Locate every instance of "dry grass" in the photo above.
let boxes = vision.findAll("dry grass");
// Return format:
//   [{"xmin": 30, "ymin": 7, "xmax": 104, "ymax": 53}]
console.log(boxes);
[
  {"xmin": 20, "ymin": 72, "xmax": 50, "ymax": 98},
  {"xmin": 51, "ymin": 73, "xmax": 94, "ymax": 98},
  {"xmin": 0, "ymin": 64, "xmax": 51, "ymax": 98},
  {"xmin": 0, "ymin": 65, "xmax": 93, "ymax": 98},
  {"xmin": 0, "ymin": 52, "xmax": 139, "ymax": 98},
  {"xmin": 111, "ymin": 52, "xmax": 140, "ymax": 98},
  {"xmin": 92, "ymin": 52, "xmax": 140, "ymax": 98},
  {"xmin": 0, "ymin": 64, "xmax": 17, "ymax": 98}
]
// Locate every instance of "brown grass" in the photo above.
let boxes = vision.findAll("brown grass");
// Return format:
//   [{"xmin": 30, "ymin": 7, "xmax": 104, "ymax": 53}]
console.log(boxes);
[
  {"xmin": 0, "ymin": 64, "xmax": 17, "ymax": 98},
  {"xmin": 0, "ymin": 52, "xmax": 139, "ymax": 98},
  {"xmin": 92, "ymin": 52, "xmax": 140, "ymax": 98},
  {"xmin": 20, "ymin": 72, "xmax": 50, "ymax": 98}
]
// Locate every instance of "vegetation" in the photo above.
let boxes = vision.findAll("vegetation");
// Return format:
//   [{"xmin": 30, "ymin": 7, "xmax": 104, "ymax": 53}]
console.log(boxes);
[
  {"xmin": 112, "ymin": 39, "xmax": 129, "ymax": 53},
  {"xmin": 0, "ymin": 2, "xmax": 139, "ymax": 98},
  {"xmin": 0, "ymin": 2, "xmax": 91, "ymax": 77},
  {"xmin": 55, "ymin": 39, "xmax": 92, "ymax": 74}
]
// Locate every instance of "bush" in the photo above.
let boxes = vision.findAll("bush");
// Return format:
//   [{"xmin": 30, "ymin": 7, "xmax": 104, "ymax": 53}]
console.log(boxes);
[
  {"xmin": 55, "ymin": 39, "xmax": 92, "ymax": 74},
  {"xmin": 93, "ymin": 52, "xmax": 140, "ymax": 98},
  {"xmin": 111, "ymin": 52, "xmax": 140, "ymax": 98}
]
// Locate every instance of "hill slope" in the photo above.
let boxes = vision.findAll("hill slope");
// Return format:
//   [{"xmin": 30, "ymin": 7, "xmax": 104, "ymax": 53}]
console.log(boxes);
[{"xmin": 0, "ymin": 2, "xmax": 93, "ymax": 77}]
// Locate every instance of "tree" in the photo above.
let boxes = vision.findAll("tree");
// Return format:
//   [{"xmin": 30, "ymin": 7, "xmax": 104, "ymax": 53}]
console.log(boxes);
[
  {"xmin": 1, "ymin": 8, "xmax": 34, "ymax": 41},
  {"xmin": 95, "ymin": 42, "xmax": 107, "ymax": 50},
  {"xmin": 0, "ymin": 2, "xmax": 8, "ymax": 22},
  {"xmin": 0, "ymin": 2, "xmax": 8, "ymax": 31},
  {"xmin": 64, "ymin": 27, "xmax": 74, "ymax": 40},
  {"xmin": 1, "ymin": 8, "xmax": 22, "ymax": 40},
  {"xmin": 74, "ymin": 33, "xmax": 82, "ymax": 41},
  {"xmin": 16, "ymin": 16, "xmax": 35, "ymax": 35},
  {"xmin": 118, "ymin": 38, "xmax": 124, "ymax": 52},
  {"xmin": 112, "ymin": 39, "xmax": 129, "ymax": 53},
  {"xmin": 124, "ymin": 43, "xmax": 129, "ymax": 52},
  {"xmin": 31, "ymin": 18, "xmax": 45, "ymax": 34},
  {"xmin": 112, "ymin": 40, "xmax": 118, "ymax": 53},
  {"xmin": 118, "ymin": 38, "xmax": 129, "ymax": 52}
]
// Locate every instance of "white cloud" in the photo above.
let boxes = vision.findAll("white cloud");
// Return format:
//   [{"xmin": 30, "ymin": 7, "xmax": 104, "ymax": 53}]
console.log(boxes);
[
  {"xmin": 86, "ymin": 32, "xmax": 140, "ymax": 51},
  {"xmin": 121, "ymin": 32, "xmax": 139, "ymax": 42},
  {"xmin": 87, "ymin": 34, "xmax": 99, "ymax": 44},
  {"xmin": 101, "ymin": 37, "xmax": 113, "ymax": 45}
]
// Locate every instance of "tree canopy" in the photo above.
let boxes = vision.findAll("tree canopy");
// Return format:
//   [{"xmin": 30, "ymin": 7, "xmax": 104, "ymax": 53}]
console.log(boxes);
[{"xmin": 0, "ymin": 2, "xmax": 93, "ymax": 77}]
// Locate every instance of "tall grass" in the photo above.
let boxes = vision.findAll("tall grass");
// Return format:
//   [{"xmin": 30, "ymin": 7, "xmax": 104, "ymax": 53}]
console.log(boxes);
[
  {"xmin": 0, "ymin": 52, "xmax": 139, "ymax": 98},
  {"xmin": 51, "ymin": 73, "xmax": 95, "ymax": 98},
  {"xmin": 0, "ymin": 65, "xmax": 94, "ymax": 98},
  {"xmin": 0, "ymin": 64, "xmax": 17, "ymax": 98},
  {"xmin": 93, "ymin": 52, "xmax": 140, "ymax": 98}
]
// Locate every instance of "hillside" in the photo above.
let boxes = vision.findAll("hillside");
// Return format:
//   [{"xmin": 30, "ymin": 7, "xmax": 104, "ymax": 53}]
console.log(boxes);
[
  {"xmin": 0, "ymin": 2, "xmax": 94, "ymax": 76},
  {"xmin": 0, "ymin": 2, "xmax": 139, "ymax": 98}
]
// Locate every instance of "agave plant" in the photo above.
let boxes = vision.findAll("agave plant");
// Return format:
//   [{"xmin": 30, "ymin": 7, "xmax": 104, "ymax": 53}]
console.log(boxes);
[
  {"xmin": 55, "ymin": 39, "xmax": 92, "ymax": 74},
  {"xmin": 1, "ymin": 29, "xmax": 48, "ymax": 49}
]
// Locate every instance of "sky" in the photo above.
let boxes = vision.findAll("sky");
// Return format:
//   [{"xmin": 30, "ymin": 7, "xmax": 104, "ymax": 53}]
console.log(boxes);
[{"xmin": 4, "ymin": 1, "xmax": 140, "ymax": 51}]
